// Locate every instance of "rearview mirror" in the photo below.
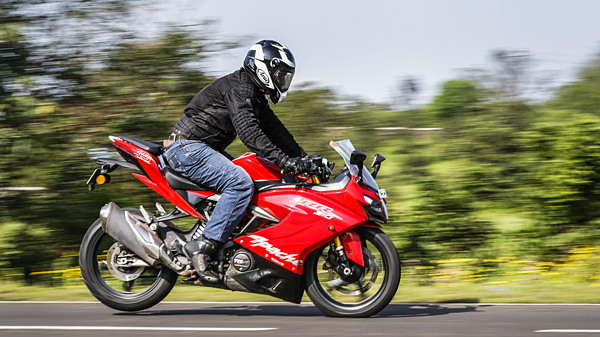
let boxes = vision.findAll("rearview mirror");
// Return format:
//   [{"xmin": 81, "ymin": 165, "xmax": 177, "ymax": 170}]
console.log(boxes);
[
  {"xmin": 350, "ymin": 150, "xmax": 367, "ymax": 181},
  {"xmin": 371, "ymin": 153, "xmax": 386, "ymax": 179},
  {"xmin": 350, "ymin": 150, "xmax": 367, "ymax": 166}
]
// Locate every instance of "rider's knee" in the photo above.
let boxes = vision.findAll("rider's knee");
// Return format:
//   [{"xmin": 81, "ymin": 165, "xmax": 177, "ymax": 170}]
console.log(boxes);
[{"xmin": 233, "ymin": 169, "xmax": 254, "ymax": 197}]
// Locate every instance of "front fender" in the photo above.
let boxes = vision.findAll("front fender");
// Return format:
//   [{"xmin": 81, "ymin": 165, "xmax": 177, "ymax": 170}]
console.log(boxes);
[{"xmin": 341, "ymin": 230, "xmax": 364, "ymax": 266}]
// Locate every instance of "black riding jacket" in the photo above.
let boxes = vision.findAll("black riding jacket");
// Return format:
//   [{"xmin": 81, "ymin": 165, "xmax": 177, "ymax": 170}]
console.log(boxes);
[{"xmin": 173, "ymin": 68, "xmax": 306, "ymax": 166}]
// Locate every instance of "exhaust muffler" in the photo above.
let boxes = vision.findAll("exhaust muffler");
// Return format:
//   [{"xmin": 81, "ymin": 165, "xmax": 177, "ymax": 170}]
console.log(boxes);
[{"xmin": 99, "ymin": 202, "xmax": 186, "ymax": 273}]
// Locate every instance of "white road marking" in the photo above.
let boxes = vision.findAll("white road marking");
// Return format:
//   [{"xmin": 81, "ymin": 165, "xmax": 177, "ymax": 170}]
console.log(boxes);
[
  {"xmin": 0, "ymin": 326, "xmax": 277, "ymax": 332},
  {"xmin": 2, "ymin": 301, "xmax": 600, "ymax": 306},
  {"xmin": 536, "ymin": 330, "xmax": 600, "ymax": 333}
]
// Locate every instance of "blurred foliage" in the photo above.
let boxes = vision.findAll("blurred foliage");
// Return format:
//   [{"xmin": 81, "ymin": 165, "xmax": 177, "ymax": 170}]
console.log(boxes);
[
  {"xmin": 0, "ymin": 222, "xmax": 56, "ymax": 285},
  {"xmin": 430, "ymin": 80, "xmax": 481, "ymax": 121},
  {"xmin": 1, "ymin": 1, "xmax": 599, "ymax": 286},
  {"xmin": 551, "ymin": 54, "xmax": 600, "ymax": 115}
]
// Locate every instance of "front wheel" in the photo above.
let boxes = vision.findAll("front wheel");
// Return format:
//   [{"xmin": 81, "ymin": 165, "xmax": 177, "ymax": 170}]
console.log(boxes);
[
  {"xmin": 304, "ymin": 227, "xmax": 401, "ymax": 317},
  {"xmin": 79, "ymin": 217, "xmax": 178, "ymax": 311}
]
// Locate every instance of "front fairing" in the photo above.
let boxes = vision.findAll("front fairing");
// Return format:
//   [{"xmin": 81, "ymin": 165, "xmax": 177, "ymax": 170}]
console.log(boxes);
[
  {"xmin": 330, "ymin": 139, "xmax": 388, "ymax": 220},
  {"xmin": 236, "ymin": 170, "xmax": 376, "ymax": 274}
]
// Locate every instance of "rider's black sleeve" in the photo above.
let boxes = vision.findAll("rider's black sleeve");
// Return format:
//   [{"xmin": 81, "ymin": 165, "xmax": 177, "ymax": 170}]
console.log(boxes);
[
  {"xmin": 225, "ymin": 83, "xmax": 290, "ymax": 166},
  {"xmin": 259, "ymin": 106, "xmax": 307, "ymax": 159}
]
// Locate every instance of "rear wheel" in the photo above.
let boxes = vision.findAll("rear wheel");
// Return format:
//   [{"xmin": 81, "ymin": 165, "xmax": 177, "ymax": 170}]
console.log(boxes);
[
  {"xmin": 79, "ymin": 217, "xmax": 178, "ymax": 311},
  {"xmin": 304, "ymin": 227, "xmax": 400, "ymax": 317}
]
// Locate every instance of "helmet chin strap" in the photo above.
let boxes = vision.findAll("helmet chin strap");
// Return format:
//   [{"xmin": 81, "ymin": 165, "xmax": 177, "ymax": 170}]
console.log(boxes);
[{"xmin": 255, "ymin": 88, "xmax": 273, "ymax": 103}]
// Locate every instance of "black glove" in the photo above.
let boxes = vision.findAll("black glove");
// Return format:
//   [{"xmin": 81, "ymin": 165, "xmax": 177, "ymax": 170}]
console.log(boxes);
[{"xmin": 282, "ymin": 157, "xmax": 310, "ymax": 175}]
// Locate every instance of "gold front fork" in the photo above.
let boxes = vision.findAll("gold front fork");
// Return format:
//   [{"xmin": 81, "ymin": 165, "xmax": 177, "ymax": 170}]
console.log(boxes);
[
  {"xmin": 333, "ymin": 236, "xmax": 345, "ymax": 257},
  {"xmin": 333, "ymin": 236, "xmax": 343, "ymax": 249}
]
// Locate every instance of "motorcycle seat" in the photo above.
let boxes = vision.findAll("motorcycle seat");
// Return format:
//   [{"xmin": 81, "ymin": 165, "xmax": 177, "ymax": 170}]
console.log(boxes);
[
  {"xmin": 119, "ymin": 136, "xmax": 164, "ymax": 156},
  {"xmin": 163, "ymin": 166, "xmax": 211, "ymax": 191}
]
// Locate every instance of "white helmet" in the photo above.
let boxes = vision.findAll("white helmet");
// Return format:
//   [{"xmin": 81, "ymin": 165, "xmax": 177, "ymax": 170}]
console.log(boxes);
[{"xmin": 243, "ymin": 40, "xmax": 296, "ymax": 104}]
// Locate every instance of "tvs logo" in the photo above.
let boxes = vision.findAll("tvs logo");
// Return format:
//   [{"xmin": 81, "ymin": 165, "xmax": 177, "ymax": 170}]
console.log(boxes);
[
  {"xmin": 257, "ymin": 69, "xmax": 270, "ymax": 84},
  {"xmin": 247, "ymin": 235, "xmax": 299, "ymax": 266},
  {"xmin": 298, "ymin": 200, "xmax": 342, "ymax": 220},
  {"xmin": 133, "ymin": 149, "xmax": 153, "ymax": 164}
]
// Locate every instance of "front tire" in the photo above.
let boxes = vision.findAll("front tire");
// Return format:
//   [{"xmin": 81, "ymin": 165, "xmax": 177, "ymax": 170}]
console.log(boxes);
[
  {"xmin": 304, "ymin": 227, "xmax": 401, "ymax": 317},
  {"xmin": 79, "ymin": 217, "xmax": 178, "ymax": 311}
]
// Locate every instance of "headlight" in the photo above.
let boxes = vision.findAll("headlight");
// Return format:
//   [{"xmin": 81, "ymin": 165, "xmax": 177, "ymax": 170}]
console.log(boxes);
[{"xmin": 363, "ymin": 194, "xmax": 387, "ymax": 223}]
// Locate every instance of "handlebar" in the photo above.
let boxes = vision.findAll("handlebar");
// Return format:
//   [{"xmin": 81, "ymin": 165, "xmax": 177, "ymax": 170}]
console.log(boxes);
[{"xmin": 281, "ymin": 155, "xmax": 335, "ymax": 183}]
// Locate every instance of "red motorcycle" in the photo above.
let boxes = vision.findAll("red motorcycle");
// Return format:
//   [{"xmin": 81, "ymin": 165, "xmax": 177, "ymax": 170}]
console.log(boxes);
[{"xmin": 79, "ymin": 136, "xmax": 400, "ymax": 317}]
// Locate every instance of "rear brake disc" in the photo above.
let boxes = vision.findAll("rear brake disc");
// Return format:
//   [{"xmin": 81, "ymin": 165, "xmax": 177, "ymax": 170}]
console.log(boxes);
[{"xmin": 105, "ymin": 243, "xmax": 146, "ymax": 281}]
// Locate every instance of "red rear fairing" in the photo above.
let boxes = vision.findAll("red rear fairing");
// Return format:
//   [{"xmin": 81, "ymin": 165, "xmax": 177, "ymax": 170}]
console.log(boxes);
[{"xmin": 110, "ymin": 137, "xmax": 206, "ymax": 219}]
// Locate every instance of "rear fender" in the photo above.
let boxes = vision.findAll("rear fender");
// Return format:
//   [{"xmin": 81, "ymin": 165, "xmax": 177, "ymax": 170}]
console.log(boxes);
[{"xmin": 341, "ymin": 230, "xmax": 364, "ymax": 266}]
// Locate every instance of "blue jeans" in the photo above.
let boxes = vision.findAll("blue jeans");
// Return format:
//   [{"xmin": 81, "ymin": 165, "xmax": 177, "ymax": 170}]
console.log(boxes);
[{"xmin": 164, "ymin": 140, "xmax": 254, "ymax": 243}]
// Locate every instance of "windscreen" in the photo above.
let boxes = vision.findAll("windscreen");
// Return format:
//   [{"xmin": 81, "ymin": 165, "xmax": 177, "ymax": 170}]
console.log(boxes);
[{"xmin": 329, "ymin": 139, "xmax": 380, "ymax": 191}]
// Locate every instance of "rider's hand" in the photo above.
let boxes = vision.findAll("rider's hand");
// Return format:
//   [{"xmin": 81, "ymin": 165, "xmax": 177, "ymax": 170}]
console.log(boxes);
[{"xmin": 282, "ymin": 157, "xmax": 310, "ymax": 175}]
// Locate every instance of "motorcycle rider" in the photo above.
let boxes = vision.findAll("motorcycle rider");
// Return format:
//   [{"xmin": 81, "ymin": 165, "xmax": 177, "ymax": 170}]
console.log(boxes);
[{"xmin": 164, "ymin": 40, "xmax": 309, "ymax": 282}]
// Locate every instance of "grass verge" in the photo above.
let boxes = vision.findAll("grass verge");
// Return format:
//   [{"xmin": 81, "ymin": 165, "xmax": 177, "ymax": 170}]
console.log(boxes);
[{"xmin": 1, "ymin": 280, "xmax": 598, "ymax": 304}]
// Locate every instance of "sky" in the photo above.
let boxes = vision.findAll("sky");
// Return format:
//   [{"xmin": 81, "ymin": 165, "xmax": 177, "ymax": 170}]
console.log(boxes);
[{"xmin": 139, "ymin": 0, "xmax": 600, "ymax": 105}]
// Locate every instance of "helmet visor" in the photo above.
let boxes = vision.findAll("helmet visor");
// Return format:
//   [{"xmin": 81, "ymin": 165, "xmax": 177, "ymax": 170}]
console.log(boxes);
[{"xmin": 273, "ymin": 68, "xmax": 294, "ymax": 91}]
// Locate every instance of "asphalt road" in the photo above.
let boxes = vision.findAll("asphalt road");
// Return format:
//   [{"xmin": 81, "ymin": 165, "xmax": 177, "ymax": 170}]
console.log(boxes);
[{"xmin": 1, "ymin": 301, "xmax": 599, "ymax": 336}]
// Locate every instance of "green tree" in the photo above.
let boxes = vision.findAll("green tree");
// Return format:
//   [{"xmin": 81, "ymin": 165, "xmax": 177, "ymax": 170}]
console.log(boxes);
[
  {"xmin": 0, "ymin": 1, "xmax": 222, "ymax": 258},
  {"xmin": 430, "ymin": 80, "xmax": 481, "ymax": 121},
  {"xmin": 0, "ymin": 222, "xmax": 56, "ymax": 284},
  {"xmin": 551, "ymin": 52, "xmax": 600, "ymax": 116},
  {"xmin": 396, "ymin": 176, "xmax": 495, "ymax": 262},
  {"xmin": 520, "ymin": 119, "xmax": 600, "ymax": 256}
]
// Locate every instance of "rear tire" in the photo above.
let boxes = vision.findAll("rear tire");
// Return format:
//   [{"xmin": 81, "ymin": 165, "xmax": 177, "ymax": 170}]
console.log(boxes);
[
  {"xmin": 305, "ymin": 227, "xmax": 400, "ymax": 317},
  {"xmin": 79, "ymin": 217, "xmax": 178, "ymax": 311}
]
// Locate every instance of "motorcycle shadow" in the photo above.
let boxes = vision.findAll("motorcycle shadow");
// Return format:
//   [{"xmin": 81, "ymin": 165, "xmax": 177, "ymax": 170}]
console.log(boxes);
[
  {"xmin": 113, "ymin": 303, "xmax": 482, "ymax": 318},
  {"xmin": 114, "ymin": 304, "xmax": 324, "ymax": 317},
  {"xmin": 378, "ymin": 303, "xmax": 483, "ymax": 318}
]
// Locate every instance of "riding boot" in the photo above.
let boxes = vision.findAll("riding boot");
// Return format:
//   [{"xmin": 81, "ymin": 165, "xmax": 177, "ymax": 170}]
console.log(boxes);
[{"xmin": 184, "ymin": 236, "xmax": 220, "ymax": 282}]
